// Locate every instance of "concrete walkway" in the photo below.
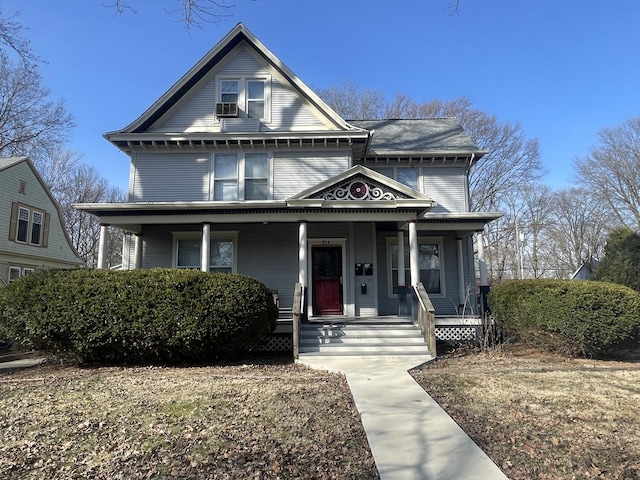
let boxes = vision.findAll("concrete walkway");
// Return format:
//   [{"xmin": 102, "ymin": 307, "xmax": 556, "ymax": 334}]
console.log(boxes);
[{"xmin": 297, "ymin": 355, "xmax": 508, "ymax": 480}]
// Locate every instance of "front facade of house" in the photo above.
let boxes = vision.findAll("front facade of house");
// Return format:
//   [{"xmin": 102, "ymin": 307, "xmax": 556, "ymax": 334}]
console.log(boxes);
[
  {"xmin": 0, "ymin": 157, "xmax": 83, "ymax": 287},
  {"xmin": 76, "ymin": 24, "xmax": 500, "ymax": 319}
]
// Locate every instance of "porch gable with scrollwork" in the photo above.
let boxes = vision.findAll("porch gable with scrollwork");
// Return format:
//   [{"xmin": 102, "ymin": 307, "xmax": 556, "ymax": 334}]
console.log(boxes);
[{"xmin": 310, "ymin": 176, "xmax": 411, "ymax": 202}]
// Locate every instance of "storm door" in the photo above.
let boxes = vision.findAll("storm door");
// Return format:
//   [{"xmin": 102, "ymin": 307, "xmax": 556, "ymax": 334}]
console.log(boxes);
[{"xmin": 312, "ymin": 246, "xmax": 343, "ymax": 315}]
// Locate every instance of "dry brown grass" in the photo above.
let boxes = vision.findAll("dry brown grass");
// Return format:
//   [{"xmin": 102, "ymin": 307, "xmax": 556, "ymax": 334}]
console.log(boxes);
[
  {"xmin": 0, "ymin": 359, "xmax": 378, "ymax": 479},
  {"xmin": 411, "ymin": 344, "xmax": 640, "ymax": 480}
]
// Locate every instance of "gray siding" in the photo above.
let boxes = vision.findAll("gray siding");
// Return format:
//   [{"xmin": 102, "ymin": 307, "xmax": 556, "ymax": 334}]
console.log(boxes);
[
  {"xmin": 269, "ymin": 78, "xmax": 328, "ymax": 131},
  {"xmin": 133, "ymin": 152, "xmax": 210, "ymax": 202},
  {"xmin": 159, "ymin": 78, "xmax": 216, "ymax": 130},
  {"xmin": 154, "ymin": 47, "xmax": 331, "ymax": 133},
  {"xmin": 423, "ymin": 167, "xmax": 468, "ymax": 213},
  {"xmin": 273, "ymin": 150, "xmax": 350, "ymax": 199}
]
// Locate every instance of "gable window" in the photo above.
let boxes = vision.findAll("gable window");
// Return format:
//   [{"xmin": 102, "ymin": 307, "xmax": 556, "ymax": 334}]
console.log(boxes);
[
  {"xmin": 217, "ymin": 77, "xmax": 270, "ymax": 121},
  {"xmin": 376, "ymin": 167, "xmax": 420, "ymax": 191},
  {"xmin": 10, "ymin": 203, "xmax": 49, "ymax": 247},
  {"xmin": 213, "ymin": 152, "xmax": 270, "ymax": 201},
  {"xmin": 174, "ymin": 232, "xmax": 237, "ymax": 273},
  {"xmin": 246, "ymin": 80, "xmax": 265, "ymax": 119},
  {"xmin": 17, "ymin": 207, "xmax": 29, "ymax": 243},
  {"xmin": 220, "ymin": 80, "xmax": 239, "ymax": 103},
  {"xmin": 388, "ymin": 237, "xmax": 443, "ymax": 296}
]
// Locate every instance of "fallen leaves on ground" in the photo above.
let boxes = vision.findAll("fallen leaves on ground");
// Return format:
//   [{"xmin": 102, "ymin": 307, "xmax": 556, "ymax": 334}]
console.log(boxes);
[
  {"xmin": 412, "ymin": 344, "xmax": 640, "ymax": 480},
  {"xmin": 0, "ymin": 360, "xmax": 378, "ymax": 479}
]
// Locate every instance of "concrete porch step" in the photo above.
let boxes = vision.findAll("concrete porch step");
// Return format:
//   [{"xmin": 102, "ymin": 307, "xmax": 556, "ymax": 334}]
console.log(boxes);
[{"xmin": 298, "ymin": 321, "xmax": 431, "ymax": 357}]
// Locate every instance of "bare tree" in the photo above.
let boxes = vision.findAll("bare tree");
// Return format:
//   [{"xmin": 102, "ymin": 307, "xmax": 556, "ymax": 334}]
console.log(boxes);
[
  {"xmin": 107, "ymin": 0, "xmax": 236, "ymax": 30},
  {"xmin": 34, "ymin": 147, "xmax": 125, "ymax": 268},
  {"xmin": 315, "ymin": 82, "xmax": 386, "ymax": 121},
  {"xmin": 574, "ymin": 116, "xmax": 640, "ymax": 230},
  {"xmin": 543, "ymin": 188, "xmax": 611, "ymax": 278},
  {"xmin": 0, "ymin": 7, "xmax": 40, "ymax": 67}
]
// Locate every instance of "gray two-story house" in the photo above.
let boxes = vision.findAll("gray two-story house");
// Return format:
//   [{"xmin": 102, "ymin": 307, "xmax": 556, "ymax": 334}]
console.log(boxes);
[{"xmin": 76, "ymin": 23, "xmax": 499, "ymax": 328}]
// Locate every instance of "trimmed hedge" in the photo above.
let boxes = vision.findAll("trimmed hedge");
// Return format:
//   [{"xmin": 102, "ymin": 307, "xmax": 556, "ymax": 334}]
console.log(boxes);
[
  {"xmin": 488, "ymin": 279, "xmax": 640, "ymax": 357},
  {"xmin": 0, "ymin": 269, "xmax": 278, "ymax": 363}
]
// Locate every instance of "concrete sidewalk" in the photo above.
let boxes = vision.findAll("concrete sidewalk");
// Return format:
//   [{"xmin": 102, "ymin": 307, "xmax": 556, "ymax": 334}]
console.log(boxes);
[{"xmin": 298, "ymin": 355, "xmax": 508, "ymax": 480}]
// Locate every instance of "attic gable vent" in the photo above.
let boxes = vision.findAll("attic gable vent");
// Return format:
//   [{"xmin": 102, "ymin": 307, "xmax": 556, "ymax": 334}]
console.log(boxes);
[{"xmin": 216, "ymin": 102, "xmax": 239, "ymax": 118}]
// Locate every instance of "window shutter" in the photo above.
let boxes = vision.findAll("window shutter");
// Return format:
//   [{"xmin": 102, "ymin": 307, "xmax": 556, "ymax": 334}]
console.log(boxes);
[
  {"xmin": 8, "ymin": 202, "xmax": 18, "ymax": 241},
  {"xmin": 42, "ymin": 212, "xmax": 50, "ymax": 248}
]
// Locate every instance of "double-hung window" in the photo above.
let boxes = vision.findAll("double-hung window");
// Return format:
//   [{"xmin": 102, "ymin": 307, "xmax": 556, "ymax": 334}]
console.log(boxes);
[
  {"xmin": 213, "ymin": 152, "xmax": 269, "ymax": 201},
  {"xmin": 8, "ymin": 266, "xmax": 34, "ymax": 283},
  {"xmin": 217, "ymin": 77, "xmax": 269, "ymax": 121},
  {"xmin": 11, "ymin": 203, "xmax": 47, "ymax": 247},
  {"xmin": 388, "ymin": 237, "xmax": 443, "ymax": 295},
  {"xmin": 174, "ymin": 232, "xmax": 237, "ymax": 273},
  {"xmin": 375, "ymin": 167, "xmax": 420, "ymax": 191}
]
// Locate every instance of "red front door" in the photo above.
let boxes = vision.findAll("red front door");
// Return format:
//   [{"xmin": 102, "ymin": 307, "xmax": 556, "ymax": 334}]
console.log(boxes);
[{"xmin": 312, "ymin": 246, "xmax": 343, "ymax": 315}]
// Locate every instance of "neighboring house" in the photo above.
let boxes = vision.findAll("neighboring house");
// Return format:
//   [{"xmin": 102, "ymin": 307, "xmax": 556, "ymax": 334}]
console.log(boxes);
[
  {"xmin": 571, "ymin": 256, "xmax": 600, "ymax": 280},
  {"xmin": 75, "ymin": 23, "xmax": 501, "ymax": 321},
  {"xmin": 0, "ymin": 157, "xmax": 83, "ymax": 287}
]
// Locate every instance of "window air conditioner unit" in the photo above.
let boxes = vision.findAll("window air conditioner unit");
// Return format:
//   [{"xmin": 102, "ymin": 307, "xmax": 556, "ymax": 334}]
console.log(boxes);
[{"xmin": 216, "ymin": 102, "xmax": 239, "ymax": 118}]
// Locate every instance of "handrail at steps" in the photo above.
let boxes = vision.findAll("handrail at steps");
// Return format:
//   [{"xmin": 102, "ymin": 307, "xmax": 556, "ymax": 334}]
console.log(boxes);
[
  {"xmin": 292, "ymin": 283, "xmax": 303, "ymax": 360},
  {"xmin": 413, "ymin": 282, "xmax": 437, "ymax": 357}
]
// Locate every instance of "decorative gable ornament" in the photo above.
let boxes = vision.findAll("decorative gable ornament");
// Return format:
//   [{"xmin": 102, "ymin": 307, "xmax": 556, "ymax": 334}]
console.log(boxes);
[{"xmin": 319, "ymin": 179, "xmax": 401, "ymax": 201}]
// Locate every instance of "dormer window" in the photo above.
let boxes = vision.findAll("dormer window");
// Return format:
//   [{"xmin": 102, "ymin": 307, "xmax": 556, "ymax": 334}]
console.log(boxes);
[{"xmin": 217, "ymin": 77, "xmax": 270, "ymax": 122}]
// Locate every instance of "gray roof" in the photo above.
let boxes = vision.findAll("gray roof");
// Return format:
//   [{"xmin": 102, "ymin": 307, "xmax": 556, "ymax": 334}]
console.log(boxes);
[
  {"xmin": 0, "ymin": 156, "xmax": 27, "ymax": 171},
  {"xmin": 349, "ymin": 118, "xmax": 483, "ymax": 156}
]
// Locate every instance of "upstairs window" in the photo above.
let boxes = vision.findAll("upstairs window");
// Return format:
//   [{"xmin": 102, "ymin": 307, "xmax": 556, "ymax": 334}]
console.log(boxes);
[
  {"xmin": 10, "ymin": 203, "xmax": 48, "ymax": 247},
  {"xmin": 220, "ymin": 80, "xmax": 239, "ymax": 103},
  {"xmin": 246, "ymin": 80, "xmax": 265, "ymax": 119},
  {"xmin": 214, "ymin": 154, "xmax": 238, "ymax": 201},
  {"xmin": 213, "ymin": 153, "xmax": 270, "ymax": 201},
  {"xmin": 376, "ymin": 167, "xmax": 420, "ymax": 191},
  {"xmin": 217, "ymin": 77, "xmax": 270, "ymax": 121}
]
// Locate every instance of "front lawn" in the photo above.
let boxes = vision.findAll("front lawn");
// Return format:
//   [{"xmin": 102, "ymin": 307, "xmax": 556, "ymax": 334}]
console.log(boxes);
[{"xmin": 0, "ymin": 360, "xmax": 378, "ymax": 479}]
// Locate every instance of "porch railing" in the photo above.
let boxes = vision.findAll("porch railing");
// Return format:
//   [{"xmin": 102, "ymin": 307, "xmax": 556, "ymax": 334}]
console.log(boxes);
[
  {"xmin": 412, "ymin": 282, "xmax": 437, "ymax": 357},
  {"xmin": 292, "ymin": 283, "xmax": 303, "ymax": 360}
]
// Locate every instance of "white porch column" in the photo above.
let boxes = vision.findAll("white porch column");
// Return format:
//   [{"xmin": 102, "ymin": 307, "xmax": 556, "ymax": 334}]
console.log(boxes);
[
  {"xmin": 456, "ymin": 237, "xmax": 466, "ymax": 306},
  {"xmin": 298, "ymin": 221, "xmax": 307, "ymax": 287},
  {"xmin": 133, "ymin": 233, "xmax": 142, "ymax": 270},
  {"xmin": 201, "ymin": 223, "xmax": 211, "ymax": 272},
  {"xmin": 97, "ymin": 224, "xmax": 109, "ymax": 269},
  {"xmin": 408, "ymin": 220, "xmax": 420, "ymax": 286},
  {"xmin": 397, "ymin": 230, "xmax": 405, "ymax": 288},
  {"xmin": 476, "ymin": 230, "xmax": 488, "ymax": 286},
  {"xmin": 122, "ymin": 233, "xmax": 131, "ymax": 270}
]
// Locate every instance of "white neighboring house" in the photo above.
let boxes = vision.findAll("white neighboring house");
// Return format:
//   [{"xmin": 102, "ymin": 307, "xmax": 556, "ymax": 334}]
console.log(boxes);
[
  {"xmin": 75, "ymin": 23, "xmax": 501, "ymax": 321},
  {"xmin": 0, "ymin": 156, "xmax": 83, "ymax": 287}
]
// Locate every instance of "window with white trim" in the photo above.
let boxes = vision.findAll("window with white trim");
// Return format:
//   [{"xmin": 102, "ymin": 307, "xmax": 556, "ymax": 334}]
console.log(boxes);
[
  {"xmin": 213, "ymin": 152, "xmax": 269, "ymax": 201},
  {"xmin": 375, "ymin": 167, "xmax": 420, "ymax": 191},
  {"xmin": 8, "ymin": 266, "xmax": 34, "ymax": 283},
  {"xmin": 387, "ymin": 237, "xmax": 443, "ymax": 296},
  {"xmin": 173, "ymin": 232, "xmax": 237, "ymax": 273},
  {"xmin": 11, "ymin": 203, "xmax": 47, "ymax": 247},
  {"xmin": 217, "ymin": 77, "xmax": 270, "ymax": 121}
]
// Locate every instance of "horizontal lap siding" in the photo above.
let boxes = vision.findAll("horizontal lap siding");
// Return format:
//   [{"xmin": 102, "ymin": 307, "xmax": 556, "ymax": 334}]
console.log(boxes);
[
  {"xmin": 273, "ymin": 151, "xmax": 349, "ymax": 199},
  {"xmin": 133, "ymin": 153, "xmax": 210, "ymax": 202},
  {"xmin": 423, "ymin": 167, "xmax": 467, "ymax": 213},
  {"xmin": 159, "ymin": 79, "xmax": 215, "ymax": 130},
  {"xmin": 269, "ymin": 79, "xmax": 328, "ymax": 131}
]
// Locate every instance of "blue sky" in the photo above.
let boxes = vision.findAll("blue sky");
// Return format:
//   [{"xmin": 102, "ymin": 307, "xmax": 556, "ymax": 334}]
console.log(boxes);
[{"xmin": 3, "ymin": 0, "xmax": 639, "ymax": 192}]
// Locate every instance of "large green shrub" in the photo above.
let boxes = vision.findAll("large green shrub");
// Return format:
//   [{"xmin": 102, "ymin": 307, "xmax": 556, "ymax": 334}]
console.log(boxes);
[
  {"xmin": 0, "ymin": 269, "xmax": 278, "ymax": 363},
  {"xmin": 593, "ymin": 227, "xmax": 640, "ymax": 291},
  {"xmin": 488, "ymin": 279, "xmax": 640, "ymax": 357}
]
